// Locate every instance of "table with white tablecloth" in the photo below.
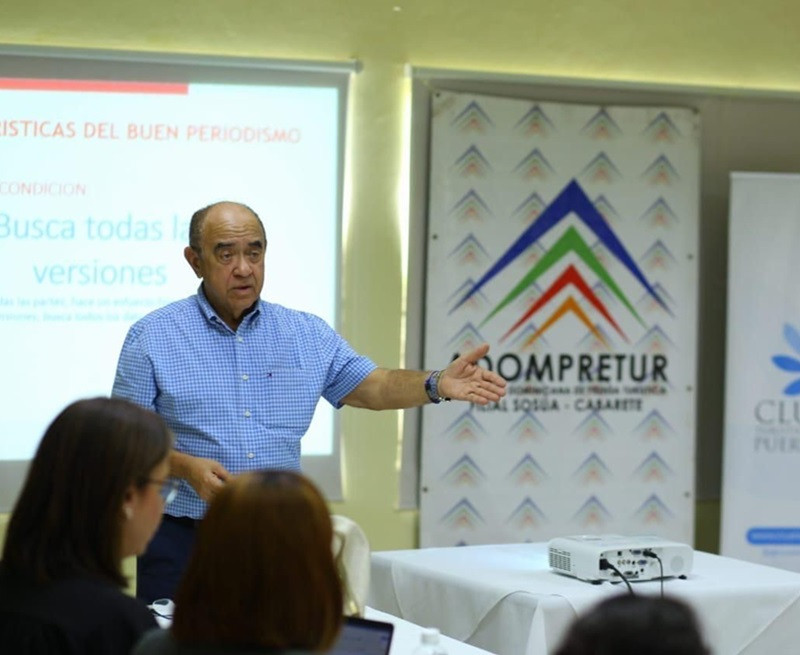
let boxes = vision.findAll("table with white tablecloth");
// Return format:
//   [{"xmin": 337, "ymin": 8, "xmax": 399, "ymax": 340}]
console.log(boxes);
[
  {"xmin": 369, "ymin": 543, "xmax": 800, "ymax": 655},
  {"xmin": 365, "ymin": 607, "xmax": 495, "ymax": 655}
]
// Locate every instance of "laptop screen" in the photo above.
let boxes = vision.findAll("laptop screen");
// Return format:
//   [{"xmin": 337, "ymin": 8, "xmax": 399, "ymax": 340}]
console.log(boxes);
[{"xmin": 328, "ymin": 616, "xmax": 394, "ymax": 655}]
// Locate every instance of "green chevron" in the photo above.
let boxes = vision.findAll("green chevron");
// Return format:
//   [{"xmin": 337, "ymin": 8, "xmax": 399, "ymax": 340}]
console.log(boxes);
[{"xmin": 481, "ymin": 225, "xmax": 645, "ymax": 327}]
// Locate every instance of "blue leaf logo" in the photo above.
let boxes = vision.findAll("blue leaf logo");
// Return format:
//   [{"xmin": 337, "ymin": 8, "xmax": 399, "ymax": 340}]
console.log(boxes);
[{"xmin": 772, "ymin": 324, "xmax": 800, "ymax": 395}]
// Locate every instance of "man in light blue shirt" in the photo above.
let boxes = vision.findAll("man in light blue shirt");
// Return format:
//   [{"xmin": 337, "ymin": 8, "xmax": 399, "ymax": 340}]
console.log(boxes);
[{"xmin": 113, "ymin": 201, "xmax": 506, "ymax": 602}]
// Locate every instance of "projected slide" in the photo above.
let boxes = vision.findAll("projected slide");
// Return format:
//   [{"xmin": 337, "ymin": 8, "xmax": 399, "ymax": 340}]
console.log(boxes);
[{"xmin": 0, "ymin": 77, "xmax": 340, "ymax": 460}]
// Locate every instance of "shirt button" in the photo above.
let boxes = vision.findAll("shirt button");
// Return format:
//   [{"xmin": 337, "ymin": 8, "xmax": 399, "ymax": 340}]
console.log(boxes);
[
  {"xmin": 244, "ymin": 410, "xmax": 251, "ymax": 418},
  {"xmin": 237, "ymin": 336, "xmax": 244, "ymax": 343},
  {"xmin": 247, "ymin": 452, "xmax": 255, "ymax": 459},
  {"xmin": 242, "ymin": 374, "xmax": 249, "ymax": 381}
]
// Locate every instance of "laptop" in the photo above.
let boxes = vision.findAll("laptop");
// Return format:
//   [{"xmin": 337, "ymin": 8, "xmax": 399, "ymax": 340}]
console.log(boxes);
[{"xmin": 328, "ymin": 616, "xmax": 394, "ymax": 655}]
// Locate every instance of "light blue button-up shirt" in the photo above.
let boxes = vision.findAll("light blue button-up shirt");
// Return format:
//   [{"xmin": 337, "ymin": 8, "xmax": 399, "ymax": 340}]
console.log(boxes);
[{"xmin": 112, "ymin": 287, "xmax": 376, "ymax": 519}]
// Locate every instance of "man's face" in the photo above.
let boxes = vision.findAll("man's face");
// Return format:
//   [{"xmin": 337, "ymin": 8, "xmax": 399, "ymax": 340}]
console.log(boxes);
[{"xmin": 185, "ymin": 203, "xmax": 266, "ymax": 330}]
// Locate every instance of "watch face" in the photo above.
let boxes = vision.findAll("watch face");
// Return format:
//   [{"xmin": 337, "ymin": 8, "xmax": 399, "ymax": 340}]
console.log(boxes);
[{"xmin": 425, "ymin": 371, "xmax": 441, "ymax": 403}]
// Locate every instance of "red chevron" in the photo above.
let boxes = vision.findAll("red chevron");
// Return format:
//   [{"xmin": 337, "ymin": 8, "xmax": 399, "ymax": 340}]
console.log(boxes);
[{"xmin": 502, "ymin": 264, "xmax": 628, "ymax": 342}]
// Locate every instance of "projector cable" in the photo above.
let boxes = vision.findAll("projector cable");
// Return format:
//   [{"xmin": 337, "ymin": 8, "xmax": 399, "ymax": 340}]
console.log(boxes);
[
  {"xmin": 643, "ymin": 549, "xmax": 664, "ymax": 597},
  {"xmin": 600, "ymin": 558, "xmax": 635, "ymax": 595}
]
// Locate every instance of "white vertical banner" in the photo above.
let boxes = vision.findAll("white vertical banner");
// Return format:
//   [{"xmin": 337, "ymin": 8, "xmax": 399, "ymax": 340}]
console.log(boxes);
[
  {"xmin": 421, "ymin": 91, "xmax": 699, "ymax": 547},
  {"xmin": 721, "ymin": 172, "xmax": 800, "ymax": 571}
]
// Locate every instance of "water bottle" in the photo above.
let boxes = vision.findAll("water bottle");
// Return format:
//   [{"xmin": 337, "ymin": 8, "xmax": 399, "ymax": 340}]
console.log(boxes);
[{"xmin": 413, "ymin": 627, "xmax": 447, "ymax": 655}]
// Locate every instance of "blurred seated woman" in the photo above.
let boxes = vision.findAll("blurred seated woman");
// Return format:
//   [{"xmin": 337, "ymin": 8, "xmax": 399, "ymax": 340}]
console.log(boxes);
[
  {"xmin": 0, "ymin": 397, "xmax": 175, "ymax": 654},
  {"xmin": 554, "ymin": 594, "xmax": 710, "ymax": 655},
  {"xmin": 133, "ymin": 470, "xmax": 343, "ymax": 655}
]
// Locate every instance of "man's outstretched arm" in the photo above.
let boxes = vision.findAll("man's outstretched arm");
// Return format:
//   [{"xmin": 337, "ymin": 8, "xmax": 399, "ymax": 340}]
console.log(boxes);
[{"xmin": 341, "ymin": 343, "xmax": 506, "ymax": 410}]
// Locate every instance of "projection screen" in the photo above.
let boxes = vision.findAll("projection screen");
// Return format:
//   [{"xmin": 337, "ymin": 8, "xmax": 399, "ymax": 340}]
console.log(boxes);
[{"xmin": 0, "ymin": 47, "xmax": 354, "ymax": 508}]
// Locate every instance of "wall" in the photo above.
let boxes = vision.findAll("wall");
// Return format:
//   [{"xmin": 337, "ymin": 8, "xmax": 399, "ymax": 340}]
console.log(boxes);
[{"xmin": 1, "ymin": 0, "xmax": 799, "ymax": 553}]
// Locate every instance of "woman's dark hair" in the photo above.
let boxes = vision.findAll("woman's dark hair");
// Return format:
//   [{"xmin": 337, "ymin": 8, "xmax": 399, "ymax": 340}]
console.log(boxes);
[
  {"xmin": 171, "ymin": 470, "xmax": 343, "ymax": 651},
  {"xmin": 1, "ymin": 397, "xmax": 171, "ymax": 587},
  {"xmin": 554, "ymin": 594, "xmax": 710, "ymax": 655}
]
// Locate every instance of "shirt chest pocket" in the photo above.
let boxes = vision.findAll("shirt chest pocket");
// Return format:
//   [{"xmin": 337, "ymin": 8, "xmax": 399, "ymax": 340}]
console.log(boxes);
[{"xmin": 255, "ymin": 367, "xmax": 320, "ymax": 432}]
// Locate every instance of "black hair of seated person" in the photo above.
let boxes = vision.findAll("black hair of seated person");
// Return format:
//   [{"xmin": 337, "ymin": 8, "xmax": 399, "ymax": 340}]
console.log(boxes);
[
  {"xmin": 1, "ymin": 397, "xmax": 172, "ymax": 587},
  {"xmin": 554, "ymin": 594, "xmax": 710, "ymax": 655}
]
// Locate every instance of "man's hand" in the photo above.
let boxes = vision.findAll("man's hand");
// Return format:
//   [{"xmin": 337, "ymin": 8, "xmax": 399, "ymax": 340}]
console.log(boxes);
[
  {"xmin": 170, "ymin": 451, "xmax": 230, "ymax": 502},
  {"xmin": 438, "ymin": 343, "xmax": 507, "ymax": 405},
  {"xmin": 340, "ymin": 343, "xmax": 506, "ymax": 410}
]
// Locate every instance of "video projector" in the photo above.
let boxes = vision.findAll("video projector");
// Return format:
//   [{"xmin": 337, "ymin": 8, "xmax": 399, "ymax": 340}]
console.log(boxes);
[{"xmin": 548, "ymin": 534, "xmax": 693, "ymax": 584}]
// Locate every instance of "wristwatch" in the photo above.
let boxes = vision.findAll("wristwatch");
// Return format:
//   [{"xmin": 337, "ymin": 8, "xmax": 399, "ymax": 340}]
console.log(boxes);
[{"xmin": 424, "ymin": 370, "xmax": 450, "ymax": 404}]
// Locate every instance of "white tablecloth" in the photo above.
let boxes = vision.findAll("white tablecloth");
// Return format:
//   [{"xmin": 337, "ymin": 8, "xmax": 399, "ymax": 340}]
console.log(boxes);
[
  {"xmin": 366, "ymin": 607, "xmax": 495, "ymax": 655},
  {"xmin": 369, "ymin": 543, "xmax": 800, "ymax": 655}
]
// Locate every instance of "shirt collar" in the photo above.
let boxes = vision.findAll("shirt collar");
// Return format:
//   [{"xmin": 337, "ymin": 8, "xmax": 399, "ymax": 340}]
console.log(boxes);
[{"xmin": 195, "ymin": 284, "xmax": 262, "ymax": 332}]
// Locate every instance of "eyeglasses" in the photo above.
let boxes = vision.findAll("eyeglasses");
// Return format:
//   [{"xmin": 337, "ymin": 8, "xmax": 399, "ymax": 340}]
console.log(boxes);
[{"xmin": 145, "ymin": 478, "xmax": 180, "ymax": 505}]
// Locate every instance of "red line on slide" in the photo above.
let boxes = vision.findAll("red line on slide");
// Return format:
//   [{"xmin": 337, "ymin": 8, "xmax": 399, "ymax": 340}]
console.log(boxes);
[{"xmin": 0, "ymin": 78, "xmax": 189, "ymax": 94}]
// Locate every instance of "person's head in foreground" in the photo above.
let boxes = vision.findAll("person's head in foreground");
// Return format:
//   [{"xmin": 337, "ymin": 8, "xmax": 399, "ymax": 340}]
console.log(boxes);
[
  {"xmin": 554, "ymin": 594, "xmax": 710, "ymax": 655},
  {"xmin": 170, "ymin": 470, "xmax": 343, "ymax": 650},
  {"xmin": 2, "ymin": 396, "xmax": 173, "ymax": 585}
]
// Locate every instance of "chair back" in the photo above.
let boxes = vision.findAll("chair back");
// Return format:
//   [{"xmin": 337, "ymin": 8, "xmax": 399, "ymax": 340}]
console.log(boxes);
[{"xmin": 331, "ymin": 515, "xmax": 370, "ymax": 616}]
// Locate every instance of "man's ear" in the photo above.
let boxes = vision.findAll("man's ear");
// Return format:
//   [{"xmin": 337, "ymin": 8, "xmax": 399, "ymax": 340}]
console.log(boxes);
[{"xmin": 184, "ymin": 246, "xmax": 203, "ymax": 278}]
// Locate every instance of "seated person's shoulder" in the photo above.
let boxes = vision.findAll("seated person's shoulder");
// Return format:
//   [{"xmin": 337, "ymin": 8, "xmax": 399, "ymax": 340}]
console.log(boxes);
[
  {"xmin": 134, "ymin": 627, "xmax": 311, "ymax": 655},
  {"xmin": 0, "ymin": 574, "xmax": 156, "ymax": 652},
  {"xmin": 133, "ymin": 627, "xmax": 174, "ymax": 654}
]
